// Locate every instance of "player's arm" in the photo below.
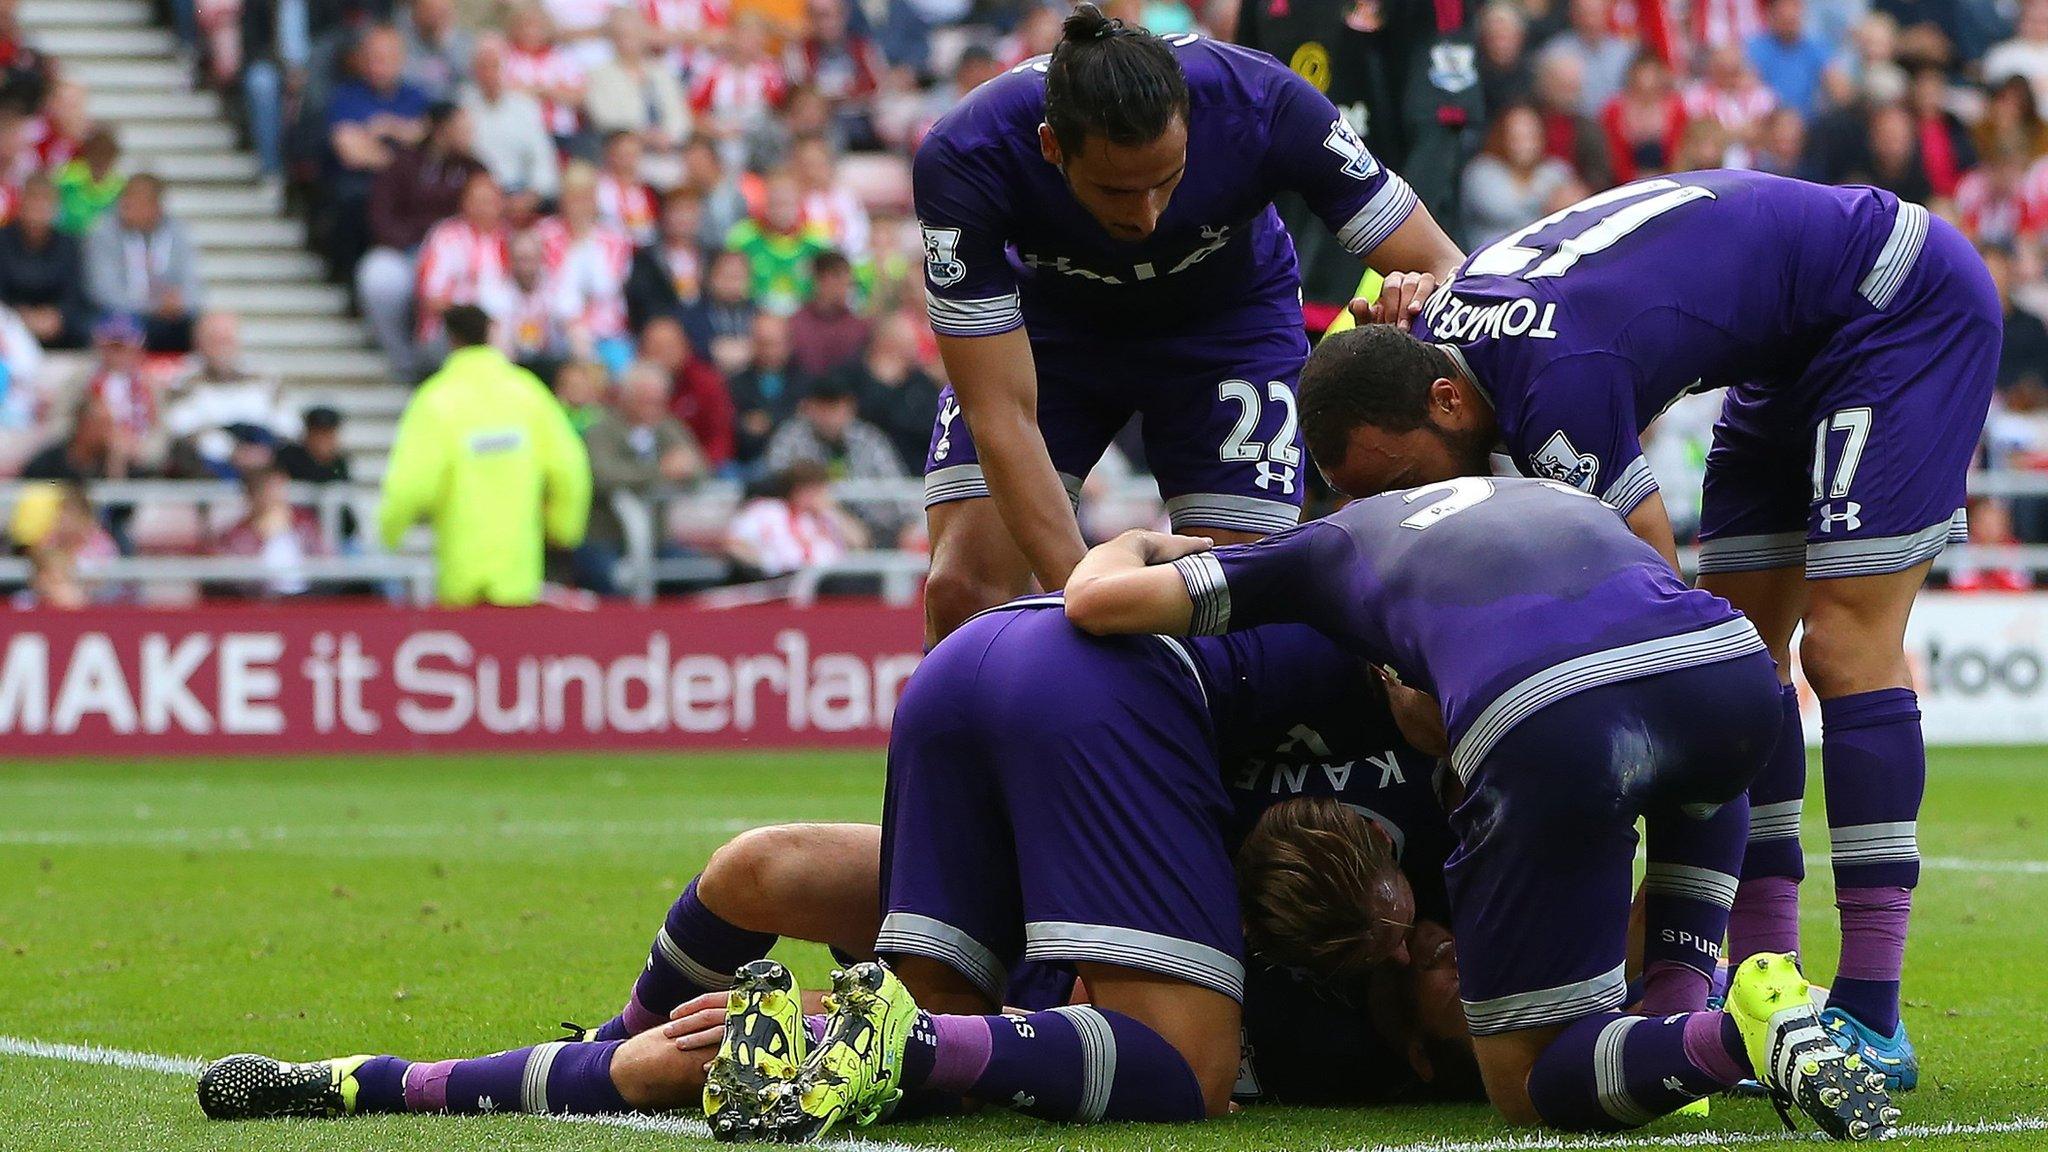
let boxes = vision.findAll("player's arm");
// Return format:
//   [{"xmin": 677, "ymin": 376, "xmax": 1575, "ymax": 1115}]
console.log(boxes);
[
  {"xmin": 936, "ymin": 327, "xmax": 1090, "ymax": 588},
  {"xmin": 1263, "ymin": 65, "xmax": 1462, "ymax": 331},
  {"xmin": 1063, "ymin": 529, "xmax": 1215, "ymax": 635},
  {"xmin": 1625, "ymin": 490, "xmax": 1683, "ymax": 574}
]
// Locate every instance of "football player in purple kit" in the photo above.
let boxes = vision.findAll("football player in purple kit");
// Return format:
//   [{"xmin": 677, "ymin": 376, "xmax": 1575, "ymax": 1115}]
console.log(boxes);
[
  {"xmin": 194, "ymin": 616, "xmax": 1476, "ymax": 1135},
  {"xmin": 1291, "ymin": 169, "xmax": 1997, "ymax": 1090},
  {"xmin": 913, "ymin": 2, "xmax": 1461, "ymax": 643},
  {"xmin": 1062, "ymin": 477, "xmax": 1899, "ymax": 1140}
]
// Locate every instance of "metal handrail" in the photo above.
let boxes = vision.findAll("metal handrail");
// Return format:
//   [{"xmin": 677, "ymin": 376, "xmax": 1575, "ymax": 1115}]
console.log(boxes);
[{"xmin": 0, "ymin": 554, "xmax": 438, "ymax": 604}]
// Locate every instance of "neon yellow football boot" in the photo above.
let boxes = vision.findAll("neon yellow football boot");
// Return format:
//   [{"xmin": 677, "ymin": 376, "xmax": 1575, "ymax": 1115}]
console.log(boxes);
[
  {"xmin": 704, "ymin": 959, "xmax": 810, "ymax": 1142},
  {"xmin": 1725, "ymin": 952, "xmax": 1899, "ymax": 1141},
  {"xmin": 197, "ymin": 1053, "xmax": 376, "ymax": 1119},
  {"xmin": 777, "ymin": 960, "xmax": 920, "ymax": 1142}
]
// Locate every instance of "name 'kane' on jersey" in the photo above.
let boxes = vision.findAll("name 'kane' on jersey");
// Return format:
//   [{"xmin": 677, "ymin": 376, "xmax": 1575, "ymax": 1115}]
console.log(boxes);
[{"xmin": 913, "ymin": 35, "xmax": 1419, "ymax": 340}]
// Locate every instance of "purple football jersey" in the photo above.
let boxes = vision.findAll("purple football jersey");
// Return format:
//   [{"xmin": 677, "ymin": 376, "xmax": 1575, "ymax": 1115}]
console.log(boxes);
[
  {"xmin": 1414, "ymin": 170, "xmax": 1930, "ymax": 514},
  {"xmin": 1171, "ymin": 477, "xmax": 1761, "ymax": 783},
  {"xmin": 913, "ymin": 35, "xmax": 1417, "ymax": 340}
]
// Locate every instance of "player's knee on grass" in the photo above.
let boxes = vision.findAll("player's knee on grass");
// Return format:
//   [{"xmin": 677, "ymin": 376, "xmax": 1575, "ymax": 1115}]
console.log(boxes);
[
  {"xmin": 1471, "ymin": 1028, "xmax": 1558, "ymax": 1127},
  {"xmin": 699, "ymin": 825, "xmax": 810, "ymax": 931},
  {"xmin": 609, "ymin": 1026, "xmax": 712, "ymax": 1111}
]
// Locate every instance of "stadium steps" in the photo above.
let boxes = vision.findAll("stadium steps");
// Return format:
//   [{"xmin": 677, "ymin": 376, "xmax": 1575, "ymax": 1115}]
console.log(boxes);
[{"xmin": 22, "ymin": 0, "xmax": 400, "ymax": 476}]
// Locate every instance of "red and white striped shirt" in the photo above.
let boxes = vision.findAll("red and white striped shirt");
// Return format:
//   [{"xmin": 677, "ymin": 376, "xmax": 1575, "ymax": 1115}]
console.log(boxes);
[
  {"xmin": 534, "ymin": 215, "xmax": 633, "ymax": 339},
  {"xmin": 1956, "ymin": 164, "xmax": 2048, "ymax": 246},
  {"xmin": 504, "ymin": 45, "xmax": 588, "ymax": 137},
  {"xmin": 597, "ymin": 174, "xmax": 659, "ymax": 245},
  {"xmin": 1681, "ymin": 80, "xmax": 1776, "ymax": 136},
  {"xmin": 415, "ymin": 218, "xmax": 512, "ymax": 339},
  {"xmin": 642, "ymin": 0, "xmax": 729, "ymax": 74},
  {"xmin": 482, "ymin": 276, "xmax": 576, "ymax": 358},
  {"xmin": 689, "ymin": 57, "xmax": 786, "ymax": 121},
  {"xmin": 725, "ymin": 497, "xmax": 849, "ymax": 576},
  {"xmin": 1692, "ymin": 0, "xmax": 1763, "ymax": 51},
  {"xmin": 544, "ymin": 0, "xmax": 624, "ymax": 38},
  {"xmin": 800, "ymin": 186, "xmax": 870, "ymax": 259},
  {"xmin": 90, "ymin": 370, "xmax": 156, "ymax": 441}
]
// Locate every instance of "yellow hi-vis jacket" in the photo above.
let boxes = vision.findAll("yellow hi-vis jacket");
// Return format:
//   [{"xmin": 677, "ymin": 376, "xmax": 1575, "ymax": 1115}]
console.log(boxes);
[{"xmin": 377, "ymin": 345, "xmax": 592, "ymax": 605}]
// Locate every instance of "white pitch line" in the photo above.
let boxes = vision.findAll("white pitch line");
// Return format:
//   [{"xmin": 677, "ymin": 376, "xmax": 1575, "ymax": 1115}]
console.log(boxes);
[{"xmin": 1, "ymin": 1035, "xmax": 2043, "ymax": 1152}]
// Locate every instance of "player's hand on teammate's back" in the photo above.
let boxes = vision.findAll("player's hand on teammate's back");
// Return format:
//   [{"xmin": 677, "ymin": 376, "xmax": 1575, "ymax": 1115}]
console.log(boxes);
[
  {"xmin": 1126, "ymin": 528, "xmax": 1215, "ymax": 565},
  {"xmin": 663, "ymin": 992, "xmax": 730, "ymax": 1051},
  {"xmin": 1378, "ymin": 667, "xmax": 1449, "ymax": 757},
  {"xmin": 1355, "ymin": 271, "xmax": 1440, "ymax": 331}
]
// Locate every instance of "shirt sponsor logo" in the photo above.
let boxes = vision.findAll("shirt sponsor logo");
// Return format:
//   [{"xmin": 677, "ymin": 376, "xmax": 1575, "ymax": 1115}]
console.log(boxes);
[
  {"xmin": 1530, "ymin": 430, "xmax": 1599, "ymax": 492},
  {"xmin": 920, "ymin": 222, "xmax": 966, "ymax": 287},
  {"xmin": 1428, "ymin": 43, "xmax": 1479, "ymax": 93},
  {"xmin": 469, "ymin": 429, "xmax": 526, "ymax": 455}
]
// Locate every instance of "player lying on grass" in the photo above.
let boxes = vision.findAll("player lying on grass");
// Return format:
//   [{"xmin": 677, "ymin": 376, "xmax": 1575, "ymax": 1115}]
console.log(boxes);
[
  {"xmin": 1061, "ymin": 477, "xmax": 1900, "ymax": 1141},
  {"xmin": 197, "ymin": 616, "xmax": 1477, "ymax": 1127},
  {"xmin": 1305, "ymin": 170, "xmax": 2001, "ymax": 1091}
]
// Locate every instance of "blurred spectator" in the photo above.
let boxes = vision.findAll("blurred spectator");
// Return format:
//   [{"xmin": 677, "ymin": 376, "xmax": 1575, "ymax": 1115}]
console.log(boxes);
[
  {"xmin": 461, "ymin": 34, "xmax": 563, "ymax": 205},
  {"xmin": 11, "ymin": 483, "xmax": 108, "ymax": 609},
  {"xmin": 1537, "ymin": 0, "xmax": 1634, "ymax": 116},
  {"xmin": 238, "ymin": 0, "xmax": 309, "ymax": 182},
  {"xmin": 538, "ymin": 163, "xmax": 635, "ymax": 374},
  {"xmin": 1908, "ymin": 64, "xmax": 1975, "ymax": 198},
  {"xmin": 53, "ymin": 125, "xmax": 123, "ymax": 236},
  {"xmin": 402, "ymin": 0, "xmax": 475, "ymax": 101},
  {"xmin": 682, "ymin": 245, "xmax": 760, "ymax": 358},
  {"xmin": 488, "ymin": 228, "xmax": 575, "ymax": 375},
  {"xmin": 1851, "ymin": 102, "xmax": 1936, "ymax": 201},
  {"xmin": 1753, "ymin": 106, "xmax": 1821, "ymax": 179},
  {"xmin": 840, "ymin": 310, "xmax": 941, "ymax": 474},
  {"xmin": 723, "ymin": 460, "xmax": 865, "ymax": 578},
  {"xmin": 1683, "ymin": 44, "xmax": 1778, "ymax": 156},
  {"xmin": 85, "ymin": 176, "xmax": 204, "ymax": 353},
  {"xmin": 1985, "ymin": 245, "xmax": 2048, "ymax": 399},
  {"xmin": 551, "ymin": 357, "xmax": 609, "ymax": 433},
  {"xmin": 0, "ymin": 300, "xmax": 39, "ymax": 427},
  {"xmin": 641, "ymin": 0, "xmax": 732, "ymax": 74},
  {"xmin": 82, "ymin": 314, "xmax": 157, "ymax": 446},
  {"xmin": 357, "ymin": 102, "xmax": 489, "ymax": 374},
  {"xmin": 679, "ymin": 133, "xmax": 750, "ymax": 244},
  {"xmin": 324, "ymin": 24, "xmax": 432, "ymax": 276},
  {"xmin": 1534, "ymin": 52, "xmax": 1613, "ymax": 188},
  {"xmin": 1975, "ymin": 75, "xmax": 2048, "ymax": 157},
  {"xmin": 639, "ymin": 314, "xmax": 735, "ymax": 468},
  {"xmin": 1675, "ymin": 116, "xmax": 1734, "ymax": 170},
  {"xmin": 378, "ymin": 304, "xmax": 591, "ymax": 606},
  {"xmin": 791, "ymin": 133, "xmax": 871, "ymax": 260},
  {"xmin": 22, "ymin": 393, "xmax": 147, "ymax": 559},
  {"xmin": 578, "ymin": 360, "xmax": 707, "ymax": 593},
  {"xmin": 763, "ymin": 374, "xmax": 905, "ymax": 539},
  {"xmin": 277, "ymin": 406, "xmax": 354, "ymax": 486},
  {"xmin": 727, "ymin": 173, "xmax": 833, "ymax": 314},
  {"xmin": 728, "ymin": 311, "xmax": 802, "ymax": 467},
  {"xmin": 503, "ymin": 3, "xmax": 589, "ymax": 149},
  {"xmin": 1955, "ymin": 140, "xmax": 2042, "ymax": 245},
  {"xmin": 25, "ymin": 81, "xmax": 86, "ymax": 171},
  {"xmin": 584, "ymin": 9, "xmax": 692, "ymax": 153},
  {"xmin": 1478, "ymin": 1, "xmax": 1535, "ymax": 113},
  {"xmin": 544, "ymin": 0, "xmax": 621, "ymax": 65},
  {"xmin": 1600, "ymin": 53, "xmax": 1684, "ymax": 183},
  {"xmin": 1462, "ymin": 105, "xmax": 1582, "ymax": 247},
  {"xmin": 0, "ymin": 0, "xmax": 50, "ymax": 113},
  {"xmin": 216, "ymin": 465, "xmax": 328, "ymax": 598},
  {"xmin": 596, "ymin": 129, "xmax": 659, "ymax": 243},
  {"xmin": 1985, "ymin": 0, "xmax": 2048, "ymax": 117},
  {"xmin": 160, "ymin": 313, "xmax": 296, "ymax": 478},
  {"xmin": 626, "ymin": 187, "xmax": 706, "ymax": 332},
  {"xmin": 690, "ymin": 13, "xmax": 787, "ymax": 151},
  {"xmin": 413, "ymin": 173, "xmax": 513, "ymax": 373},
  {"xmin": 0, "ymin": 107, "xmax": 30, "ymax": 205},
  {"xmin": 1747, "ymin": 0, "xmax": 1832, "ymax": 114},
  {"xmin": 788, "ymin": 250, "xmax": 868, "ymax": 378},
  {"xmin": 998, "ymin": 3, "xmax": 1065, "ymax": 66},
  {"xmin": 786, "ymin": 0, "xmax": 882, "ymax": 148},
  {"xmin": 0, "ymin": 173, "xmax": 88, "ymax": 350}
]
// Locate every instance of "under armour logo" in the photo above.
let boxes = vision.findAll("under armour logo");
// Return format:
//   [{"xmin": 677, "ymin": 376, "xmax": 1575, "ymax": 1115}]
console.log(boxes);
[
  {"xmin": 1817, "ymin": 501, "xmax": 1863, "ymax": 533},
  {"xmin": 1255, "ymin": 461, "xmax": 1297, "ymax": 494},
  {"xmin": 1011, "ymin": 1090, "xmax": 1037, "ymax": 1108},
  {"xmin": 933, "ymin": 397, "xmax": 961, "ymax": 462},
  {"xmin": 1663, "ymin": 1076, "xmax": 1688, "ymax": 1095},
  {"xmin": 477, "ymin": 1096, "xmax": 497, "ymax": 1112}
]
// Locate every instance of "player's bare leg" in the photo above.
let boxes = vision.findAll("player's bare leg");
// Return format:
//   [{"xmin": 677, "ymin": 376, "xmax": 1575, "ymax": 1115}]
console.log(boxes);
[
  {"xmin": 699, "ymin": 823, "xmax": 883, "ymax": 956},
  {"xmin": 924, "ymin": 497, "xmax": 1037, "ymax": 645},
  {"xmin": 1792, "ymin": 560, "xmax": 1932, "ymax": 1088},
  {"xmin": 1076, "ymin": 963, "xmax": 1243, "ymax": 1117},
  {"xmin": 1701, "ymin": 566, "xmax": 1812, "ymax": 970}
]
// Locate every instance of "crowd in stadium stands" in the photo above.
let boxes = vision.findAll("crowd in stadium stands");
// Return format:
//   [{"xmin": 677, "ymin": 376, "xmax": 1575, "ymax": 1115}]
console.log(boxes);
[{"xmin": 1, "ymin": 0, "xmax": 2047, "ymax": 601}]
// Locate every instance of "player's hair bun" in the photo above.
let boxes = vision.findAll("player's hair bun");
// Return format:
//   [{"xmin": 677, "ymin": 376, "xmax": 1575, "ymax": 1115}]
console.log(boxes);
[{"xmin": 1062, "ymin": 2, "xmax": 1124, "ymax": 44}]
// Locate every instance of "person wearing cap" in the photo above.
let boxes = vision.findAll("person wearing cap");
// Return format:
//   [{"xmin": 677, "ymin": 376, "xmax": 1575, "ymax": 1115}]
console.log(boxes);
[
  {"xmin": 278, "ymin": 406, "xmax": 358, "ymax": 543},
  {"xmin": 762, "ymin": 373, "xmax": 906, "ymax": 541},
  {"xmin": 378, "ymin": 304, "xmax": 591, "ymax": 605}
]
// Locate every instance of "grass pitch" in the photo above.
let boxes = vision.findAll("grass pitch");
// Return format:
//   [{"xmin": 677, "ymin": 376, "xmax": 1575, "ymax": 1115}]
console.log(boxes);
[{"xmin": 1, "ymin": 747, "xmax": 2044, "ymax": 1151}]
